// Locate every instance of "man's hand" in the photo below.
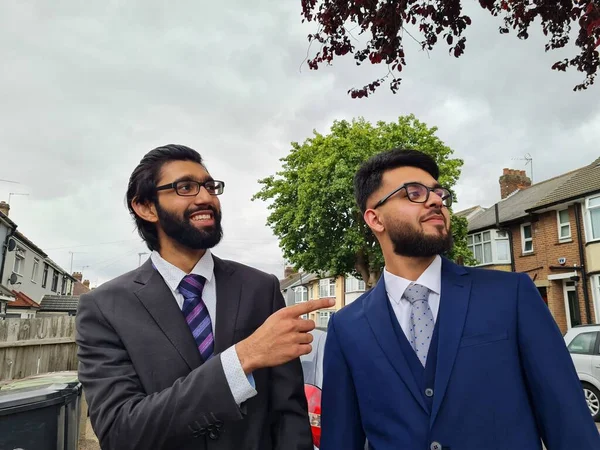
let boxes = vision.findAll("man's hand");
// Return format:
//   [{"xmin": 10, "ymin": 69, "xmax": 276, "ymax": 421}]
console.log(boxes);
[{"xmin": 235, "ymin": 298, "xmax": 335, "ymax": 374}]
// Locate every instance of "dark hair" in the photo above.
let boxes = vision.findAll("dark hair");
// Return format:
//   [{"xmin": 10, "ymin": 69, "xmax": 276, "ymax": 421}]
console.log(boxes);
[
  {"xmin": 353, "ymin": 148, "xmax": 440, "ymax": 213},
  {"xmin": 126, "ymin": 144, "xmax": 205, "ymax": 251}
]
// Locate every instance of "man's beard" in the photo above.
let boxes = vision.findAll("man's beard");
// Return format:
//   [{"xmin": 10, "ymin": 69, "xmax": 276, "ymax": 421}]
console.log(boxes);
[
  {"xmin": 388, "ymin": 217, "xmax": 453, "ymax": 258},
  {"xmin": 155, "ymin": 203, "xmax": 223, "ymax": 250}
]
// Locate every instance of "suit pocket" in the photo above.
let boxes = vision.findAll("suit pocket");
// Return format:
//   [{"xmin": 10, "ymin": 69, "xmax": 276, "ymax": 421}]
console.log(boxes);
[{"xmin": 459, "ymin": 331, "xmax": 508, "ymax": 348}]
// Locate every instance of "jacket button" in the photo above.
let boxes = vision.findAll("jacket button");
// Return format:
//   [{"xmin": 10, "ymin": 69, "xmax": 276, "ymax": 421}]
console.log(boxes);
[
  {"xmin": 208, "ymin": 429, "xmax": 219, "ymax": 440},
  {"xmin": 430, "ymin": 442, "xmax": 442, "ymax": 450},
  {"xmin": 425, "ymin": 388, "xmax": 434, "ymax": 397}
]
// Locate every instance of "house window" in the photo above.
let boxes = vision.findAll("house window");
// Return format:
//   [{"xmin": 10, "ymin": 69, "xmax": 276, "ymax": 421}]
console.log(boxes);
[
  {"xmin": 51, "ymin": 271, "xmax": 59, "ymax": 292},
  {"xmin": 557, "ymin": 209, "xmax": 571, "ymax": 241},
  {"xmin": 61, "ymin": 275, "xmax": 68, "ymax": 294},
  {"xmin": 42, "ymin": 263, "xmax": 49, "ymax": 288},
  {"xmin": 31, "ymin": 259, "xmax": 39, "ymax": 282},
  {"xmin": 319, "ymin": 278, "xmax": 336, "ymax": 298},
  {"xmin": 467, "ymin": 231, "xmax": 492, "ymax": 264},
  {"xmin": 13, "ymin": 247, "xmax": 25, "ymax": 275},
  {"xmin": 318, "ymin": 311, "xmax": 334, "ymax": 328},
  {"xmin": 294, "ymin": 286, "xmax": 308, "ymax": 303},
  {"xmin": 345, "ymin": 275, "xmax": 366, "ymax": 293},
  {"xmin": 521, "ymin": 223, "xmax": 533, "ymax": 253},
  {"xmin": 587, "ymin": 195, "xmax": 600, "ymax": 241}
]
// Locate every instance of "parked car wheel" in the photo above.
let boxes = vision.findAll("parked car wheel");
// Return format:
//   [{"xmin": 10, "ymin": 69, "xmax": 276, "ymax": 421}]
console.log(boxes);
[{"xmin": 582, "ymin": 382, "xmax": 600, "ymax": 421}]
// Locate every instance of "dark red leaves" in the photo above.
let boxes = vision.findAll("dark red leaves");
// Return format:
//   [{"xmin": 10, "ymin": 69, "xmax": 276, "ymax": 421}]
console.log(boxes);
[{"xmin": 302, "ymin": 0, "xmax": 600, "ymax": 97}]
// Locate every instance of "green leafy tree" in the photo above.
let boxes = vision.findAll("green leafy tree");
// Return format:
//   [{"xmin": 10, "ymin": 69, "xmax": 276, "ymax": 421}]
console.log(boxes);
[{"xmin": 253, "ymin": 115, "xmax": 475, "ymax": 287}]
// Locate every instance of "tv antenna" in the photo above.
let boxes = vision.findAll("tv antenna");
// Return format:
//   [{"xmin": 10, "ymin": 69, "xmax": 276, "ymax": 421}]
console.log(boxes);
[{"xmin": 511, "ymin": 153, "xmax": 533, "ymax": 183}]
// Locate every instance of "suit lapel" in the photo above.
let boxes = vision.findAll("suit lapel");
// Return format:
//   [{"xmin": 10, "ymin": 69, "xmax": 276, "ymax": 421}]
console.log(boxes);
[
  {"xmin": 213, "ymin": 256, "xmax": 242, "ymax": 354},
  {"xmin": 430, "ymin": 258, "xmax": 471, "ymax": 426},
  {"xmin": 365, "ymin": 278, "xmax": 428, "ymax": 413},
  {"xmin": 133, "ymin": 260, "xmax": 202, "ymax": 370}
]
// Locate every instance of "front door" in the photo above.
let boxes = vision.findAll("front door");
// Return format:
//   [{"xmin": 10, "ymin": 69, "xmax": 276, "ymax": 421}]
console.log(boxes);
[{"xmin": 564, "ymin": 281, "xmax": 581, "ymax": 328}]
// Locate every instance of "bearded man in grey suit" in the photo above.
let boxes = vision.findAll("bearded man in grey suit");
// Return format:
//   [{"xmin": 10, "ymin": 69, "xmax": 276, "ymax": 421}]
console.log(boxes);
[{"xmin": 76, "ymin": 144, "xmax": 333, "ymax": 450}]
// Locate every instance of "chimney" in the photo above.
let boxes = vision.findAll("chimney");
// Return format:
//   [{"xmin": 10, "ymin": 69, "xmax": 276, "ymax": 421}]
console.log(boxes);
[
  {"xmin": 83, "ymin": 280, "xmax": 90, "ymax": 288},
  {"xmin": 0, "ymin": 201, "xmax": 9, "ymax": 217},
  {"xmin": 499, "ymin": 168, "xmax": 531, "ymax": 199},
  {"xmin": 284, "ymin": 266, "xmax": 297, "ymax": 278},
  {"xmin": 72, "ymin": 272, "xmax": 83, "ymax": 282}
]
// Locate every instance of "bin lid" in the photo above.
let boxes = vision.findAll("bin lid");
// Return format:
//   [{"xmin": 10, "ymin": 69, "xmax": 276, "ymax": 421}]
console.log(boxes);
[
  {"xmin": 0, "ymin": 371, "xmax": 79, "ymax": 391},
  {"xmin": 0, "ymin": 372, "xmax": 81, "ymax": 415}
]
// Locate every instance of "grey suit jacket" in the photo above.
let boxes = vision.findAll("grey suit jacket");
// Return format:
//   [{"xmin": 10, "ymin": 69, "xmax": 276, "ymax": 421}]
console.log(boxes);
[{"xmin": 75, "ymin": 256, "xmax": 313, "ymax": 450}]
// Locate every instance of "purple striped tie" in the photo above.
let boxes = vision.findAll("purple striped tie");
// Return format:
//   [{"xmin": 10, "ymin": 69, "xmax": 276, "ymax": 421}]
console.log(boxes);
[{"xmin": 178, "ymin": 274, "xmax": 214, "ymax": 361}]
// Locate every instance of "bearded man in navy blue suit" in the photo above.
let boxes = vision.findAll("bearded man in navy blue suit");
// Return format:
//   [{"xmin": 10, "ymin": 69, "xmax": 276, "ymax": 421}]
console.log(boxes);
[{"xmin": 320, "ymin": 148, "xmax": 599, "ymax": 450}]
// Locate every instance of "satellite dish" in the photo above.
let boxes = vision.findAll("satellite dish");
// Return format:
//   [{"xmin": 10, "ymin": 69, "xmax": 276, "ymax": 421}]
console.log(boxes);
[
  {"xmin": 8, "ymin": 273, "xmax": 18, "ymax": 285},
  {"xmin": 7, "ymin": 239, "xmax": 16, "ymax": 252}
]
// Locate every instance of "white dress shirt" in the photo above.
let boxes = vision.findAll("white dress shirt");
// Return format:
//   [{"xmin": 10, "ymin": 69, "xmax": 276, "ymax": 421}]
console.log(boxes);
[
  {"xmin": 150, "ymin": 250, "xmax": 257, "ymax": 405},
  {"xmin": 383, "ymin": 255, "xmax": 442, "ymax": 341}
]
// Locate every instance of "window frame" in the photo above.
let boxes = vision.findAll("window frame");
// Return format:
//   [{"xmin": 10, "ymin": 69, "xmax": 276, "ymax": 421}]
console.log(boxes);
[
  {"xmin": 585, "ymin": 194, "xmax": 600, "ymax": 242},
  {"xmin": 319, "ymin": 278, "xmax": 336, "ymax": 298},
  {"xmin": 521, "ymin": 223, "xmax": 533, "ymax": 254},
  {"xmin": 31, "ymin": 258, "xmax": 40, "ymax": 282},
  {"xmin": 294, "ymin": 286, "xmax": 308, "ymax": 304},
  {"xmin": 557, "ymin": 209, "xmax": 571, "ymax": 241},
  {"xmin": 13, "ymin": 246, "xmax": 25, "ymax": 275}
]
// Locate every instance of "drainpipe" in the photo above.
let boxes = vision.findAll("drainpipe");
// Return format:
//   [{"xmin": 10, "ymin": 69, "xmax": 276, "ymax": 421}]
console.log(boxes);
[
  {"xmin": 0, "ymin": 225, "xmax": 17, "ymax": 287},
  {"xmin": 495, "ymin": 203, "xmax": 516, "ymax": 272},
  {"xmin": 574, "ymin": 203, "xmax": 592, "ymax": 323}
]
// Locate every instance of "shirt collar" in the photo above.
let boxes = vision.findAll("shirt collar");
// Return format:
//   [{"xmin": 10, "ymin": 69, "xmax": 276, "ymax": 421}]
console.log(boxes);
[
  {"xmin": 150, "ymin": 249, "xmax": 214, "ymax": 293},
  {"xmin": 383, "ymin": 255, "xmax": 442, "ymax": 304}
]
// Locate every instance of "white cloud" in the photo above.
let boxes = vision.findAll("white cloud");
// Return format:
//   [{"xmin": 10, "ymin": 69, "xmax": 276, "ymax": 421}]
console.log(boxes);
[{"xmin": 0, "ymin": 1, "xmax": 598, "ymax": 286}]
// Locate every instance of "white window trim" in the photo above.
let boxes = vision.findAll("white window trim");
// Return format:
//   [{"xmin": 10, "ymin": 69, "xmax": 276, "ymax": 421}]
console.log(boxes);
[
  {"xmin": 556, "ymin": 209, "xmax": 571, "ymax": 241},
  {"xmin": 467, "ymin": 229, "xmax": 511, "ymax": 266},
  {"xmin": 294, "ymin": 286, "xmax": 308, "ymax": 304},
  {"xmin": 345, "ymin": 275, "xmax": 366, "ymax": 293},
  {"xmin": 31, "ymin": 258, "xmax": 40, "ymax": 283},
  {"xmin": 584, "ymin": 194, "xmax": 600, "ymax": 243},
  {"xmin": 521, "ymin": 223, "xmax": 534, "ymax": 254},
  {"xmin": 319, "ymin": 278, "xmax": 336, "ymax": 298},
  {"xmin": 13, "ymin": 247, "xmax": 25, "ymax": 275}
]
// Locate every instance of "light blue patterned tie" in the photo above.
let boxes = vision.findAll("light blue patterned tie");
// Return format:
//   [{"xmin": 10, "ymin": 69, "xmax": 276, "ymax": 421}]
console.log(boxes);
[{"xmin": 403, "ymin": 283, "xmax": 433, "ymax": 367}]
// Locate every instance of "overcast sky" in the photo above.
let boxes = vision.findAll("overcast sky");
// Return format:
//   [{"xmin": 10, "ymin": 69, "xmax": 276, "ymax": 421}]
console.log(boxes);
[{"xmin": 1, "ymin": 1, "xmax": 598, "ymax": 286}]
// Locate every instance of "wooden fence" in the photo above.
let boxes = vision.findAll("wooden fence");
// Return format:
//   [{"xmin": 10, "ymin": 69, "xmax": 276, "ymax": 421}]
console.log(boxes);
[{"xmin": 0, "ymin": 316, "xmax": 77, "ymax": 382}]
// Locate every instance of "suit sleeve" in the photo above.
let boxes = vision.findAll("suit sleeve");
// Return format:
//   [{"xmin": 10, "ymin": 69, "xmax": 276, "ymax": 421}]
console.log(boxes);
[
  {"xmin": 320, "ymin": 313, "xmax": 366, "ymax": 450},
  {"xmin": 76, "ymin": 291, "xmax": 244, "ymax": 450},
  {"xmin": 267, "ymin": 274, "xmax": 314, "ymax": 450},
  {"xmin": 516, "ymin": 273, "xmax": 600, "ymax": 449}
]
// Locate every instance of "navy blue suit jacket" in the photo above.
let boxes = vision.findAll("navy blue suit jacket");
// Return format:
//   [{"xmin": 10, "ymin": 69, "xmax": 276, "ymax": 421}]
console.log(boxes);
[{"xmin": 320, "ymin": 258, "xmax": 600, "ymax": 450}]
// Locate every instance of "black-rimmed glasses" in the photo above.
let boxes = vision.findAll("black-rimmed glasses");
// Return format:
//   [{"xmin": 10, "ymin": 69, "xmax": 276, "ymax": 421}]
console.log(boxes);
[
  {"xmin": 155, "ymin": 180, "xmax": 225, "ymax": 197},
  {"xmin": 374, "ymin": 182, "xmax": 452, "ymax": 208}
]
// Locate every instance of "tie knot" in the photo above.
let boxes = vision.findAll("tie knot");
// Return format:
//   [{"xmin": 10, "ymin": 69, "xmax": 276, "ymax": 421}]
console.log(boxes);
[
  {"xmin": 178, "ymin": 274, "xmax": 206, "ymax": 299},
  {"xmin": 402, "ymin": 283, "xmax": 430, "ymax": 304}
]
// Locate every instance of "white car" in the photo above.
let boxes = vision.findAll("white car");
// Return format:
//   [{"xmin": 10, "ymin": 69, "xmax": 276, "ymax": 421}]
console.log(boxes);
[{"xmin": 564, "ymin": 324, "xmax": 600, "ymax": 421}]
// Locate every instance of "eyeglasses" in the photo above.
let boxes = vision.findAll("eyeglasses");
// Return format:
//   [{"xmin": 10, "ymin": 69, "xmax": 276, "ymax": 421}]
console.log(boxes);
[
  {"xmin": 374, "ymin": 182, "xmax": 452, "ymax": 208},
  {"xmin": 155, "ymin": 179, "xmax": 225, "ymax": 197}
]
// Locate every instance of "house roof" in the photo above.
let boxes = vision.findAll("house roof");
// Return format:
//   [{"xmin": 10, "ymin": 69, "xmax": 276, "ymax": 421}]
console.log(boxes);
[
  {"xmin": 9, "ymin": 291, "xmax": 41, "ymax": 308},
  {"xmin": 0, "ymin": 210, "xmax": 17, "ymax": 229},
  {"xmin": 0, "ymin": 284, "xmax": 15, "ymax": 300},
  {"xmin": 454, "ymin": 205, "xmax": 484, "ymax": 218},
  {"xmin": 39, "ymin": 295, "xmax": 80, "ymax": 312},
  {"xmin": 13, "ymin": 231, "xmax": 48, "ymax": 258},
  {"xmin": 280, "ymin": 272, "xmax": 321, "ymax": 290},
  {"xmin": 530, "ymin": 157, "xmax": 600, "ymax": 210},
  {"xmin": 468, "ymin": 170, "xmax": 578, "ymax": 232}
]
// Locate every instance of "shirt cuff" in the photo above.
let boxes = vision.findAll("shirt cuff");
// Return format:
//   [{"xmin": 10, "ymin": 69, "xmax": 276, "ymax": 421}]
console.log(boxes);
[{"xmin": 221, "ymin": 345, "xmax": 258, "ymax": 405}]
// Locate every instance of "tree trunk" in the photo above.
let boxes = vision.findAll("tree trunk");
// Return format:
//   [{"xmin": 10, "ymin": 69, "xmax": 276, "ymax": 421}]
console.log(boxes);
[{"xmin": 355, "ymin": 249, "xmax": 380, "ymax": 289}]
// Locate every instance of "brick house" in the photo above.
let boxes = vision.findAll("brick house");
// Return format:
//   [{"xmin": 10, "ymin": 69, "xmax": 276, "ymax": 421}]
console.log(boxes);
[{"xmin": 465, "ymin": 157, "xmax": 600, "ymax": 333}]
